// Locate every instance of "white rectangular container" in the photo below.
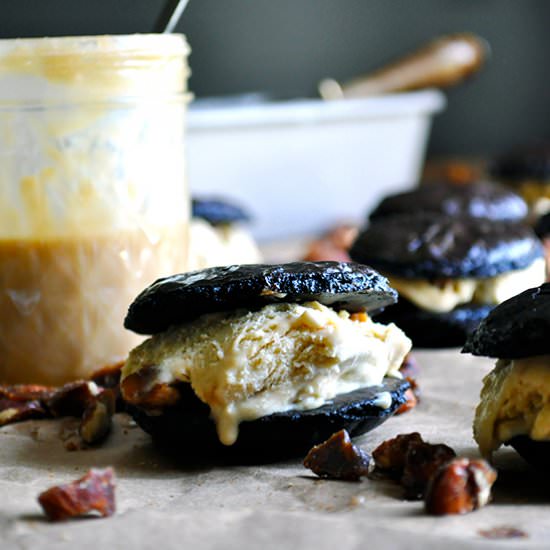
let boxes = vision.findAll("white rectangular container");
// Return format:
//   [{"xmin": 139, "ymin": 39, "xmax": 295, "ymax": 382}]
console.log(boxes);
[{"xmin": 186, "ymin": 89, "xmax": 446, "ymax": 241}]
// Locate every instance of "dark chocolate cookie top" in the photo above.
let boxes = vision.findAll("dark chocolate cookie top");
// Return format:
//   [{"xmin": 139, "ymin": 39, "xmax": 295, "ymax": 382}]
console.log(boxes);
[
  {"xmin": 369, "ymin": 181, "xmax": 527, "ymax": 222},
  {"xmin": 350, "ymin": 213, "xmax": 543, "ymax": 279},
  {"xmin": 463, "ymin": 283, "xmax": 550, "ymax": 359},
  {"xmin": 192, "ymin": 197, "xmax": 251, "ymax": 225},
  {"xmin": 125, "ymin": 262, "xmax": 397, "ymax": 334},
  {"xmin": 490, "ymin": 143, "xmax": 550, "ymax": 181}
]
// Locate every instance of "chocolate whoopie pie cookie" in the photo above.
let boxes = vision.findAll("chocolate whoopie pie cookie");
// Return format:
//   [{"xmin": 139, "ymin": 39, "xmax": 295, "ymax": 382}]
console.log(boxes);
[
  {"xmin": 369, "ymin": 181, "xmax": 528, "ymax": 223},
  {"xmin": 349, "ymin": 214, "xmax": 545, "ymax": 347},
  {"xmin": 189, "ymin": 198, "xmax": 261, "ymax": 271},
  {"xmin": 464, "ymin": 284, "xmax": 550, "ymax": 467},
  {"xmin": 121, "ymin": 262, "xmax": 412, "ymax": 460},
  {"xmin": 192, "ymin": 197, "xmax": 251, "ymax": 226}
]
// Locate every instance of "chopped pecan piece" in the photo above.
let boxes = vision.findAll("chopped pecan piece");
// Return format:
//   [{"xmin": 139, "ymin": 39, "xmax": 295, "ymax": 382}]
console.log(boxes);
[
  {"xmin": 394, "ymin": 388, "xmax": 418, "ymax": 416},
  {"xmin": 303, "ymin": 241, "xmax": 352, "ymax": 263},
  {"xmin": 90, "ymin": 362, "xmax": 125, "ymax": 412},
  {"xmin": 46, "ymin": 381, "xmax": 100, "ymax": 417},
  {"xmin": 373, "ymin": 432, "xmax": 456, "ymax": 498},
  {"xmin": 394, "ymin": 355, "xmax": 420, "ymax": 416},
  {"xmin": 0, "ymin": 399, "xmax": 49, "ymax": 426},
  {"xmin": 38, "ymin": 468, "xmax": 116, "ymax": 521},
  {"xmin": 80, "ymin": 389, "xmax": 116, "ymax": 445},
  {"xmin": 372, "ymin": 432, "xmax": 423, "ymax": 475},
  {"xmin": 304, "ymin": 429, "xmax": 373, "ymax": 481},
  {"xmin": 349, "ymin": 312, "xmax": 368, "ymax": 323},
  {"xmin": 303, "ymin": 225, "xmax": 358, "ymax": 262},
  {"xmin": 425, "ymin": 458, "xmax": 496, "ymax": 515},
  {"xmin": 398, "ymin": 354, "xmax": 420, "ymax": 381},
  {"xmin": 90, "ymin": 362, "xmax": 124, "ymax": 389},
  {"xmin": 326, "ymin": 225, "xmax": 359, "ymax": 251},
  {"xmin": 120, "ymin": 366, "xmax": 181, "ymax": 409},
  {"xmin": 401, "ymin": 441, "xmax": 456, "ymax": 499},
  {"xmin": 0, "ymin": 384, "xmax": 55, "ymax": 402},
  {"xmin": 0, "ymin": 364, "xmax": 124, "ymax": 432}
]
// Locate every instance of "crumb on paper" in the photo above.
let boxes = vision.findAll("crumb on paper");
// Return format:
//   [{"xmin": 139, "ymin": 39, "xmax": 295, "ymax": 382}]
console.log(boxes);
[{"xmin": 478, "ymin": 526, "xmax": 528, "ymax": 540}]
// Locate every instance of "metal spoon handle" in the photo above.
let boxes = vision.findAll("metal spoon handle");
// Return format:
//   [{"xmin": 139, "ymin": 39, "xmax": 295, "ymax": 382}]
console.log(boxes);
[
  {"xmin": 155, "ymin": 0, "xmax": 190, "ymax": 33},
  {"xmin": 320, "ymin": 33, "xmax": 489, "ymax": 100}
]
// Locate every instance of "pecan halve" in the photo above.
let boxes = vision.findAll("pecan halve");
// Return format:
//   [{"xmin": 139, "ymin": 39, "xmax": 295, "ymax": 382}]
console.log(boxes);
[
  {"xmin": 304, "ymin": 429, "xmax": 373, "ymax": 481},
  {"xmin": 38, "ymin": 467, "xmax": 116, "ymax": 521},
  {"xmin": 425, "ymin": 458, "xmax": 497, "ymax": 515}
]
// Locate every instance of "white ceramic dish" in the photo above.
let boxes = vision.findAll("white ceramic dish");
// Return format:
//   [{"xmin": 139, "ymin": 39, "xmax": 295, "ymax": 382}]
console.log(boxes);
[{"xmin": 186, "ymin": 89, "xmax": 446, "ymax": 241}]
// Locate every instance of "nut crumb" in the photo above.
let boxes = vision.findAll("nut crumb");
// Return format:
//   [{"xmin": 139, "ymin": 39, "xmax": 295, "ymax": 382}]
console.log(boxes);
[
  {"xmin": 478, "ymin": 526, "xmax": 527, "ymax": 540},
  {"xmin": 349, "ymin": 495, "xmax": 365, "ymax": 507}
]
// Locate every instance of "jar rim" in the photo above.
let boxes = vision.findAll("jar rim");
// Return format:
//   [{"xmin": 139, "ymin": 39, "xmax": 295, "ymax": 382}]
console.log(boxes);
[{"xmin": 0, "ymin": 34, "xmax": 190, "ymax": 58}]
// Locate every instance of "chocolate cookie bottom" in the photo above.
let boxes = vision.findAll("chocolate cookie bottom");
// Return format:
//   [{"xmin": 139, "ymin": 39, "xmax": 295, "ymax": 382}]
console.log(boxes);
[{"xmin": 127, "ymin": 377, "xmax": 409, "ymax": 463}]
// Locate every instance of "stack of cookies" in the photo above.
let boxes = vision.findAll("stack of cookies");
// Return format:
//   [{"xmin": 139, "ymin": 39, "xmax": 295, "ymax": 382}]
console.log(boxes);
[{"xmin": 350, "ymin": 182, "xmax": 546, "ymax": 347}]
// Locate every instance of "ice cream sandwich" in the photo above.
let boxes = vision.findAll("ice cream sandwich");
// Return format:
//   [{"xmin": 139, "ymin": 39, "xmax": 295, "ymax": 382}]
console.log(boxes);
[
  {"xmin": 464, "ymin": 283, "xmax": 550, "ymax": 467},
  {"xmin": 120, "ymin": 262, "xmax": 412, "ymax": 459},
  {"xmin": 350, "ymin": 214, "xmax": 545, "ymax": 347}
]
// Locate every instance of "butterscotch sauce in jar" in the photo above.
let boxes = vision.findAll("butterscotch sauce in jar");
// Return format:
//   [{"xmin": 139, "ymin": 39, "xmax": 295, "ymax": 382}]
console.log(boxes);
[{"xmin": 0, "ymin": 35, "xmax": 190, "ymax": 384}]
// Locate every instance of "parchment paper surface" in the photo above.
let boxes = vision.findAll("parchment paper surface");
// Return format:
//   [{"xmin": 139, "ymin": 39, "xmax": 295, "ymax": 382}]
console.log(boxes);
[{"xmin": 1, "ymin": 350, "xmax": 549, "ymax": 550}]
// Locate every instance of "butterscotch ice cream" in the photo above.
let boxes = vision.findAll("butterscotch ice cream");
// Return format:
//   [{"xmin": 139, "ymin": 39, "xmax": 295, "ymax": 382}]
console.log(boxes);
[
  {"xmin": 390, "ymin": 258, "xmax": 546, "ymax": 313},
  {"xmin": 474, "ymin": 357, "xmax": 550, "ymax": 457},
  {"xmin": 123, "ymin": 301, "xmax": 411, "ymax": 445}
]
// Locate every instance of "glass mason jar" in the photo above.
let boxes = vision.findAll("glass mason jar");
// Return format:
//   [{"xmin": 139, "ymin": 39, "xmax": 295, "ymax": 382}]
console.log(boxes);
[{"xmin": 0, "ymin": 35, "xmax": 190, "ymax": 385}]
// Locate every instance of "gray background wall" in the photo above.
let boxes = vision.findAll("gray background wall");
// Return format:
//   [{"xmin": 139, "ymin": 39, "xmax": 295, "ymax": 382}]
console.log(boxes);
[{"xmin": 2, "ymin": 0, "xmax": 549, "ymax": 156}]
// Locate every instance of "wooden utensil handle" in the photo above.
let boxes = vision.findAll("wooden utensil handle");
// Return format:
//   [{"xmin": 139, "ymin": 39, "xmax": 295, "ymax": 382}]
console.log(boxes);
[{"xmin": 320, "ymin": 33, "xmax": 489, "ymax": 100}]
